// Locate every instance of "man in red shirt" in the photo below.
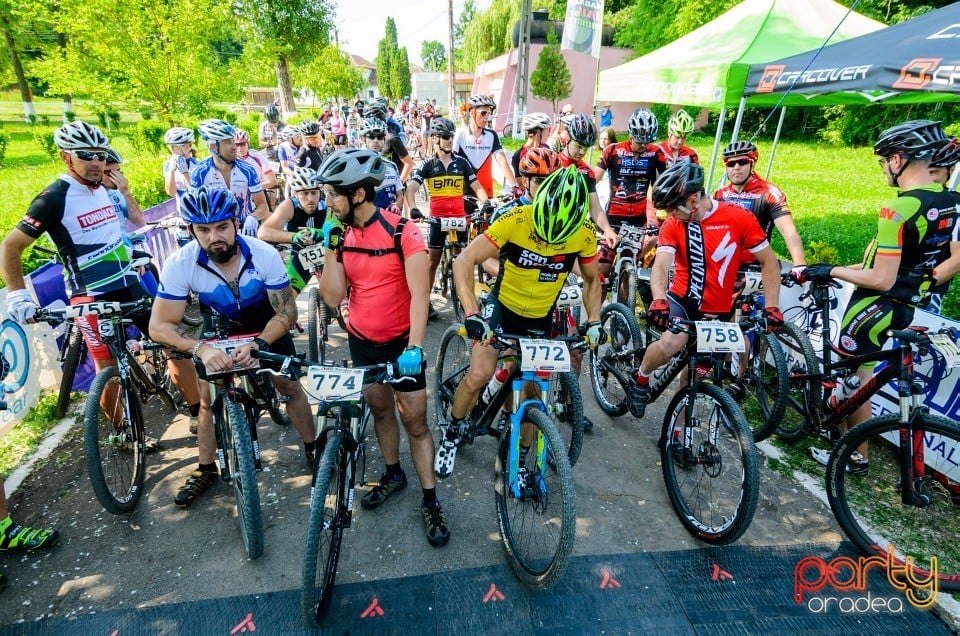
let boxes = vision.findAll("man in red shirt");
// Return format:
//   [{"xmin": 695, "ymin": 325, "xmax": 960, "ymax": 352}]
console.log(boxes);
[
  {"xmin": 627, "ymin": 162, "xmax": 784, "ymax": 418},
  {"xmin": 558, "ymin": 113, "xmax": 616, "ymax": 247}
]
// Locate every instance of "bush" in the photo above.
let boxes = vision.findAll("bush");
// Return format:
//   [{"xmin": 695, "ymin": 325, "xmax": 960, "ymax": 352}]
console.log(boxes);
[
  {"xmin": 64, "ymin": 110, "xmax": 76, "ymax": 123},
  {"xmin": 32, "ymin": 127, "xmax": 59, "ymax": 162},
  {"xmin": 0, "ymin": 130, "xmax": 9, "ymax": 166},
  {"xmin": 139, "ymin": 107, "xmax": 153, "ymax": 121},
  {"xmin": 128, "ymin": 121, "xmax": 167, "ymax": 156},
  {"xmin": 124, "ymin": 156, "xmax": 167, "ymax": 208}
]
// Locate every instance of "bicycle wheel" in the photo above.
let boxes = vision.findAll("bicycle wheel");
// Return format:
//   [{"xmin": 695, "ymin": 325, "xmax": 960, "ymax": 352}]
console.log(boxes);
[
  {"xmin": 740, "ymin": 332, "xmax": 787, "ymax": 442},
  {"xmin": 549, "ymin": 372, "xmax": 584, "ymax": 466},
  {"xmin": 450, "ymin": 282, "xmax": 465, "ymax": 324},
  {"xmin": 302, "ymin": 432, "xmax": 345, "ymax": 626},
  {"xmin": 224, "ymin": 396, "xmax": 264, "ymax": 558},
  {"xmin": 661, "ymin": 382, "xmax": 759, "ymax": 544},
  {"xmin": 56, "ymin": 325, "xmax": 84, "ymax": 418},
  {"xmin": 826, "ymin": 413, "xmax": 960, "ymax": 591},
  {"xmin": 503, "ymin": 123, "xmax": 514, "ymax": 137},
  {"xmin": 434, "ymin": 324, "xmax": 472, "ymax": 431},
  {"xmin": 590, "ymin": 302, "xmax": 643, "ymax": 416},
  {"xmin": 495, "ymin": 408, "xmax": 575, "ymax": 588},
  {"xmin": 774, "ymin": 322, "xmax": 821, "ymax": 442},
  {"xmin": 84, "ymin": 367, "xmax": 146, "ymax": 514},
  {"xmin": 615, "ymin": 261, "xmax": 637, "ymax": 313},
  {"xmin": 306, "ymin": 287, "xmax": 327, "ymax": 364}
]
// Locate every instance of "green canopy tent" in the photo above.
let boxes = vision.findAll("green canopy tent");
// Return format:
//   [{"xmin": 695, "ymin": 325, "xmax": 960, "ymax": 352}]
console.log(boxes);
[{"xmin": 595, "ymin": 0, "xmax": 883, "ymax": 186}]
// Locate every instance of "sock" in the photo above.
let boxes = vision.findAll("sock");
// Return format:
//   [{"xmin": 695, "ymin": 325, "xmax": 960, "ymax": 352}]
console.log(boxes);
[
  {"xmin": 188, "ymin": 403, "xmax": 201, "ymax": 417},
  {"xmin": 633, "ymin": 369, "xmax": 650, "ymax": 385},
  {"xmin": 199, "ymin": 462, "xmax": 218, "ymax": 474},
  {"xmin": 446, "ymin": 417, "xmax": 463, "ymax": 441},
  {"xmin": 386, "ymin": 462, "xmax": 403, "ymax": 479},
  {"xmin": 303, "ymin": 440, "xmax": 315, "ymax": 456},
  {"xmin": 422, "ymin": 488, "xmax": 438, "ymax": 508}
]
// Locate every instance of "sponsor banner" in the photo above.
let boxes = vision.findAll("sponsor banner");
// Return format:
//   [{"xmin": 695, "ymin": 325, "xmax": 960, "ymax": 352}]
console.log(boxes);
[{"xmin": 561, "ymin": 0, "xmax": 604, "ymax": 59}]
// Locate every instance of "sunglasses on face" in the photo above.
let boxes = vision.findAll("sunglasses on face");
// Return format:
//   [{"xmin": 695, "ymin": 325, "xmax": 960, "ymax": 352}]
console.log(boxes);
[
  {"xmin": 529, "ymin": 177, "xmax": 545, "ymax": 186},
  {"xmin": 436, "ymin": 134, "xmax": 453, "ymax": 140},
  {"xmin": 725, "ymin": 158, "xmax": 752, "ymax": 167},
  {"xmin": 477, "ymin": 110, "xmax": 490, "ymax": 117},
  {"xmin": 236, "ymin": 141, "xmax": 249, "ymax": 146},
  {"xmin": 73, "ymin": 150, "xmax": 108, "ymax": 162},
  {"xmin": 365, "ymin": 133, "xmax": 385, "ymax": 140}
]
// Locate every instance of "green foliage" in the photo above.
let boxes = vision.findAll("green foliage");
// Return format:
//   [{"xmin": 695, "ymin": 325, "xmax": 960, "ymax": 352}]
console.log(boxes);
[
  {"xmin": 529, "ymin": 28, "xmax": 571, "ymax": 114},
  {"xmin": 0, "ymin": 392, "xmax": 62, "ymax": 479},
  {"xmin": 128, "ymin": 121, "xmax": 166, "ymax": 157},
  {"xmin": 139, "ymin": 107, "xmax": 153, "ymax": 121},
  {"xmin": 806, "ymin": 240, "xmax": 842, "ymax": 265},
  {"xmin": 458, "ymin": 0, "xmax": 554, "ymax": 73},
  {"xmin": 32, "ymin": 127, "xmax": 58, "ymax": 162},
  {"xmin": 421, "ymin": 41, "xmax": 447, "ymax": 72},
  {"xmin": 376, "ymin": 18, "xmax": 412, "ymax": 101},
  {"xmin": 296, "ymin": 45, "xmax": 365, "ymax": 103},
  {"xmin": 124, "ymin": 155, "xmax": 167, "ymax": 209},
  {"xmin": 0, "ymin": 130, "xmax": 9, "ymax": 165},
  {"xmin": 649, "ymin": 104, "xmax": 673, "ymax": 132}
]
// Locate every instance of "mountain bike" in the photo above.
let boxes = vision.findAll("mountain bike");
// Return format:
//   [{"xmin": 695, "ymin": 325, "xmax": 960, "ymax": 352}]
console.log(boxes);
[
  {"xmin": 289, "ymin": 241, "xmax": 344, "ymax": 365},
  {"xmin": 590, "ymin": 308, "xmax": 760, "ymax": 544},
  {"xmin": 36, "ymin": 299, "xmax": 180, "ymax": 515},
  {"xmin": 435, "ymin": 328, "xmax": 577, "ymax": 587},
  {"xmin": 820, "ymin": 325, "xmax": 960, "ymax": 591},
  {"xmin": 604, "ymin": 223, "xmax": 658, "ymax": 312},
  {"xmin": 412, "ymin": 210, "xmax": 471, "ymax": 322}
]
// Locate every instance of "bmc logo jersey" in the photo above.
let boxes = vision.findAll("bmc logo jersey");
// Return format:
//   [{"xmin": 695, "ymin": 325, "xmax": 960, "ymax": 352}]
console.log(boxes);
[
  {"xmin": 410, "ymin": 156, "xmax": 478, "ymax": 217},
  {"xmin": 598, "ymin": 140, "xmax": 667, "ymax": 218},
  {"xmin": 713, "ymin": 174, "xmax": 791, "ymax": 240},
  {"xmin": 453, "ymin": 127, "xmax": 504, "ymax": 195},
  {"xmin": 17, "ymin": 175, "xmax": 139, "ymax": 297},
  {"xmin": 191, "ymin": 157, "xmax": 262, "ymax": 221},
  {"xmin": 657, "ymin": 201, "xmax": 769, "ymax": 314}
]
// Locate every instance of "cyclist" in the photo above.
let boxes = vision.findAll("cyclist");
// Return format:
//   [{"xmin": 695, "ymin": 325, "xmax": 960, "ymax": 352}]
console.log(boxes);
[
  {"xmin": 654, "ymin": 110, "xmax": 699, "ymax": 166},
  {"xmin": 102, "ymin": 148, "xmax": 143, "ymax": 230},
  {"xmin": 626, "ymin": 161, "xmax": 784, "ymax": 418},
  {"xmin": 801, "ymin": 120, "xmax": 956, "ymax": 470},
  {"xmin": 295, "ymin": 121, "xmax": 325, "ymax": 171},
  {"xmin": 594, "ymin": 107, "xmax": 667, "ymax": 272},
  {"xmin": 359, "ymin": 117, "xmax": 404, "ymax": 214},
  {"xmin": 277, "ymin": 125, "xmax": 303, "ymax": 176},
  {"xmin": 931, "ymin": 135, "xmax": 959, "ymax": 188},
  {"xmin": 453, "ymin": 94, "xmax": 518, "ymax": 199},
  {"xmin": 0, "ymin": 121, "xmax": 202, "ymax": 435},
  {"xmin": 559, "ymin": 113, "xmax": 617, "ymax": 247},
  {"xmin": 257, "ymin": 167, "xmax": 328, "ymax": 293},
  {"xmin": 258, "ymin": 102, "xmax": 282, "ymax": 162},
  {"xmin": 421, "ymin": 100, "xmax": 435, "ymax": 155},
  {"xmin": 234, "ymin": 128, "xmax": 278, "ymax": 194},
  {"xmin": 346, "ymin": 108, "xmax": 362, "ymax": 148},
  {"xmin": 923, "ymin": 137, "xmax": 960, "ymax": 314},
  {"xmin": 329, "ymin": 108, "xmax": 347, "ymax": 150},
  {"xmin": 163, "ymin": 126, "xmax": 198, "ymax": 206},
  {"xmin": 190, "ymin": 119, "xmax": 268, "ymax": 237},
  {"xmin": 405, "ymin": 117, "xmax": 491, "ymax": 320},
  {"xmin": 315, "ymin": 149, "xmax": 450, "ymax": 547},
  {"xmin": 713, "ymin": 140, "xmax": 806, "ymax": 269},
  {"xmin": 149, "ymin": 186, "xmax": 316, "ymax": 506},
  {"xmin": 435, "ymin": 166, "xmax": 605, "ymax": 478},
  {"xmin": 510, "ymin": 111, "xmax": 552, "ymax": 179},
  {"xmin": 364, "ymin": 101, "xmax": 414, "ymax": 182}
]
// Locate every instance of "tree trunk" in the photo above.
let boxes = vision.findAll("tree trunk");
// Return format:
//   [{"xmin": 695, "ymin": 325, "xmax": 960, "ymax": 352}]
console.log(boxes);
[
  {"xmin": 58, "ymin": 32, "xmax": 73, "ymax": 124},
  {"xmin": 1, "ymin": 22, "xmax": 34, "ymax": 122},
  {"xmin": 275, "ymin": 55, "xmax": 297, "ymax": 118}
]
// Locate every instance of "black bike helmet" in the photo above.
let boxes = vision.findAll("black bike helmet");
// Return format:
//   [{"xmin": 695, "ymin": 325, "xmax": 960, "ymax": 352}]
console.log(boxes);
[
  {"xmin": 931, "ymin": 136, "xmax": 960, "ymax": 168},
  {"xmin": 874, "ymin": 120, "xmax": 947, "ymax": 160},
  {"xmin": 567, "ymin": 113, "xmax": 597, "ymax": 147},
  {"xmin": 722, "ymin": 140, "xmax": 759, "ymax": 162},
  {"xmin": 365, "ymin": 103, "xmax": 388, "ymax": 120},
  {"xmin": 429, "ymin": 117, "xmax": 456, "ymax": 136},
  {"xmin": 264, "ymin": 103, "xmax": 280, "ymax": 123},
  {"xmin": 299, "ymin": 121, "xmax": 321, "ymax": 136},
  {"xmin": 652, "ymin": 161, "xmax": 705, "ymax": 210}
]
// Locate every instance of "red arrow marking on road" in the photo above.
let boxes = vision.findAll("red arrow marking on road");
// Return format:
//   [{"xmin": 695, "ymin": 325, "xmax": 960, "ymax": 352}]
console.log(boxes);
[
  {"xmin": 361, "ymin": 597, "xmax": 385, "ymax": 618},
  {"xmin": 230, "ymin": 612, "xmax": 256, "ymax": 633},
  {"xmin": 482, "ymin": 583, "xmax": 505, "ymax": 602},
  {"xmin": 710, "ymin": 563, "xmax": 734, "ymax": 581},
  {"xmin": 599, "ymin": 570, "xmax": 621, "ymax": 589}
]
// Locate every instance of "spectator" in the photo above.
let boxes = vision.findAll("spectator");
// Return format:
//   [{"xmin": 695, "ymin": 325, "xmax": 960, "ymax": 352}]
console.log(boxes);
[{"xmin": 599, "ymin": 102, "xmax": 613, "ymax": 129}]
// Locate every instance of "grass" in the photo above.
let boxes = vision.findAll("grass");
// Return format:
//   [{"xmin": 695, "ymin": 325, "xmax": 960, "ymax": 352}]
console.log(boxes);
[{"xmin": 0, "ymin": 393, "xmax": 71, "ymax": 479}]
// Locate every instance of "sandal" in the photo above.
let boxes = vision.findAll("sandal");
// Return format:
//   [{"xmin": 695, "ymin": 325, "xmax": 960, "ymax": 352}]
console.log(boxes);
[{"xmin": 173, "ymin": 470, "xmax": 219, "ymax": 508}]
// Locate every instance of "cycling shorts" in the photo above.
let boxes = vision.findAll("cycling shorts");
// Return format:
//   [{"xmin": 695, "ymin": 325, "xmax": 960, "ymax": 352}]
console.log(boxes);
[
  {"xmin": 347, "ymin": 333, "xmax": 426, "ymax": 392},
  {"xmin": 837, "ymin": 288, "xmax": 914, "ymax": 363},
  {"xmin": 334, "ymin": 134, "xmax": 347, "ymax": 145},
  {"xmin": 481, "ymin": 294, "xmax": 554, "ymax": 336},
  {"xmin": 428, "ymin": 224, "xmax": 468, "ymax": 251},
  {"xmin": 667, "ymin": 291, "xmax": 733, "ymax": 323},
  {"xmin": 194, "ymin": 332, "xmax": 296, "ymax": 382},
  {"xmin": 71, "ymin": 283, "xmax": 152, "ymax": 362}
]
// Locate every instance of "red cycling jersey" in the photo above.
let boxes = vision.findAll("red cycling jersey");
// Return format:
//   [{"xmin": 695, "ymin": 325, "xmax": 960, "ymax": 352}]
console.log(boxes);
[
  {"xmin": 657, "ymin": 200, "xmax": 769, "ymax": 314},
  {"xmin": 712, "ymin": 174, "xmax": 791, "ymax": 240},
  {"xmin": 558, "ymin": 153, "xmax": 597, "ymax": 193},
  {"xmin": 598, "ymin": 140, "xmax": 666, "ymax": 220},
  {"xmin": 652, "ymin": 142, "xmax": 700, "ymax": 167}
]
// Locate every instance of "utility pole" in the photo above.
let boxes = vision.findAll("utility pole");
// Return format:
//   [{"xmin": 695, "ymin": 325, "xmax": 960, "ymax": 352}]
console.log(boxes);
[
  {"xmin": 512, "ymin": 0, "xmax": 532, "ymax": 139},
  {"xmin": 447, "ymin": 0, "xmax": 456, "ymax": 119}
]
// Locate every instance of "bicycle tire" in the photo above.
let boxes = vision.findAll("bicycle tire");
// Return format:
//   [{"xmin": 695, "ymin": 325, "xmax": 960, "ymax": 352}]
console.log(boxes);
[
  {"xmin": 615, "ymin": 261, "xmax": 637, "ymax": 313},
  {"xmin": 826, "ymin": 413, "xmax": 960, "ymax": 592},
  {"xmin": 56, "ymin": 326, "xmax": 84, "ymax": 418},
  {"xmin": 549, "ymin": 371, "xmax": 584, "ymax": 466},
  {"xmin": 495, "ymin": 408, "xmax": 575, "ymax": 588},
  {"xmin": 774, "ymin": 322, "xmax": 820, "ymax": 442},
  {"xmin": 84, "ymin": 367, "xmax": 146, "ymax": 514},
  {"xmin": 301, "ymin": 432, "xmax": 345, "ymax": 625},
  {"xmin": 503, "ymin": 123, "xmax": 513, "ymax": 137},
  {"xmin": 450, "ymin": 282, "xmax": 465, "ymax": 324},
  {"xmin": 434, "ymin": 324, "xmax": 472, "ymax": 432},
  {"xmin": 742, "ymin": 332, "xmax": 787, "ymax": 442},
  {"xmin": 660, "ymin": 382, "xmax": 759, "ymax": 544},
  {"xmin": 224, "ymin": 397, "xmax": 264, "ymax": 558},
  {"xmin": 590, "ymin": 302, "xmax": 644, "ymax": 416},
  {"xmin": 306, "ymin": 287, "xmax": 327, "ymax": 364}
]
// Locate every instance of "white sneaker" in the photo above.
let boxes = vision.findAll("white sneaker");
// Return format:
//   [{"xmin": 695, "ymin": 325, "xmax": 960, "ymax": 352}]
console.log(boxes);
[
  {"xmin": 810, "ymin": 447, "xmax": 831, "ymax": 467},
  {"xmin": 434, "ymin": 438, "xmax": 458, "ymax": 478}
]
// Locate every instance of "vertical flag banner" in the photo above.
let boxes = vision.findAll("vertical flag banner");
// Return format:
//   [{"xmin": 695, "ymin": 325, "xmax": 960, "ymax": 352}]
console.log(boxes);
[{"xmin": 561, "ymin": 0, "xmax": 605, "ymax": 58}]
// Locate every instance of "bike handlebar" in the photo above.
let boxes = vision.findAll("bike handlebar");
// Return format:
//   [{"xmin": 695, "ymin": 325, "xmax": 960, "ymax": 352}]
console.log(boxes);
[
  {"xmin": 251, "ymin": 350, "xmax": 415, "ymax": 385},
  {"xmin": 35, "ymin": 298, "xmax": 152, "ymax": 325}
]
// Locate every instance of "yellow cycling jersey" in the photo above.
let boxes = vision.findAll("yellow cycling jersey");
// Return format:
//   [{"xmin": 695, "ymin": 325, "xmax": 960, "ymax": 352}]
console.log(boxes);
[{"xmin": 483, "ymin": 205, "xmax": 598, "ymax": 318}]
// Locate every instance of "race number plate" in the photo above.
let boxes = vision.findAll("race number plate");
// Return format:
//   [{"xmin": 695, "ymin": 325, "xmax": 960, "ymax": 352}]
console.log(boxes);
[
  {"xmin": 619, "ymin": 224, "xmax": 644, "ymax": 246},
  {"xmin": 202, "ymin": 336, "xmax": 258, "ymax": 374},
  {"xmin": 302, "ymin": 366, "xmax": 365, "ymax": 402},
  {"xmin": 556, "ymin": 285, "xmax": 583, "ymax": 307},
  {"xmin": 742, "ymin": 272, "xmax": 764, "ymax": 294},
  {"xmin": 695, "ymin": 321, "xmax": 746, "ymax": 353},
  {"xmin": 439, "ymin": 217, "xmax": 468, "ymax": 231},
  {"xmin": 519, "ymin": 338, "xmax": 571, "ymax": 373},
  {"xmin": 297, "ymin": 244, "xmax": 326, "ymax": 270},
  {"xmin": 64, "ymin": 302, "xmax": 123, "ymax": 318},
  {"xmin": 930, "ymin": 333, "xmax": 960, "ymax": 368}
]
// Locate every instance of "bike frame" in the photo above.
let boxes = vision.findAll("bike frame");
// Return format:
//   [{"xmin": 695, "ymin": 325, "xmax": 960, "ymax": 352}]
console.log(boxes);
[{"xmin": 207, "ymin": 369, "xmax": 267, "ymax": 477}]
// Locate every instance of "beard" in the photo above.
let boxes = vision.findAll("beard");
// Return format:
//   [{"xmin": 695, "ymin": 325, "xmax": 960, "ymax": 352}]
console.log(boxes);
[{"xmin": 204, "ymin": 239, "xmax": 238, "ymax": 264}]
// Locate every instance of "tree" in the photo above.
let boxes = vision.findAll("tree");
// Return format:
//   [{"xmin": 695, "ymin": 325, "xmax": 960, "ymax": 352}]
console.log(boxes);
[
  {"xmin": 458, "ymin": 0, "xmax": 553, "ymax": 73},
  {"xmin": 421, "ymin": 40, "xmax": 446, "ymax": 72},
  {"xmin": 529, "ymin": 28, "xmax": 570, "ymax": 115},
  {"xmin": 295, "ymin": 45, "xmax": 365, "ymax": 103},
  {"xmin": 0, "ymin": 0, "xmax": 38, "ymax": 121},
  {"xmin": 236, "ymin": 0, "xmax": 336, "ymax": 116},
  {"xmin": 394, "ymin": 47, "xmax": 412, "ymax": 100},
  {"xmin": 375, "ymin": 18, "xmax": 410, "ymax": 101}
]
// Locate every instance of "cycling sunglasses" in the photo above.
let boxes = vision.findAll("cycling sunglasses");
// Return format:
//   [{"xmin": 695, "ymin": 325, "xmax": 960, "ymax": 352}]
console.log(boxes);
[
  {"xmin": 365, "ymin": 133, "xmax": 386, "ymax": 140},
  {"xmin": 72, "ymin": 150, "xmax": 108, "ymax": 162},
  {"xmin": 435, "ymin": 133, "xmax": 454, "ymax": 140},
  {"xmin": 724, "ymin": 158, "xmax": 752, "ymax": 167}
]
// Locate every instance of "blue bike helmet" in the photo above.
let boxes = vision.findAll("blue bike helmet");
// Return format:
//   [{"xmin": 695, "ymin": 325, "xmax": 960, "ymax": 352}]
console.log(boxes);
[{"xmin": 180, "ymin": 186, "xmax": 239, "ymax": 224}]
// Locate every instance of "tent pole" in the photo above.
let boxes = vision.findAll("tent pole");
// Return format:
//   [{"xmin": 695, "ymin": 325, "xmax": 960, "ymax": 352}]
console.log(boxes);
[
  {"xmin": 730, "ymin": 96, "xmax": 747, "ymax": 142},
  {"xmin": 766, "ymin": 107, "xmax": 787, "ymax": 180},
  {"xmin": 707, "ymin": 107, "xmax": 727, "ymax": 192}
]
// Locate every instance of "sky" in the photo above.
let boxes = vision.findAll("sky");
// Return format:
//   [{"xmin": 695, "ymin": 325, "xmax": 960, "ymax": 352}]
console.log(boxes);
[{"xmin": 333, "ymin": 0, "xmax": 492, "ymax": 67}]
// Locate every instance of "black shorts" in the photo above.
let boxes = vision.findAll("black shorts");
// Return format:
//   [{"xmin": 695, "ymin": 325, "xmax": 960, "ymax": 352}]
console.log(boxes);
[
  {"xmin": 427, "ymin": 222, "xmax": 468, "ymax": 250},
  {"xmin": 347, "ymin": 334, "xmax": 426, "ymax": 392},
  {"xmin": 666, "ymin": 291, "xmax": 733, "ymax": 323},
  {"xmin": 837, "ymin": 288, "xmax": 914, "ymax": 359},
  {"xmin": 334, "ymin": 134, "xmax": 347, "ymax": 145},
  {"xmin": 482, "ymin": 295, "xmax": 554, "ymax": 337},
  {"xmin": 194, "ymin": 332, "xmax": 296, "ymax": 381}
]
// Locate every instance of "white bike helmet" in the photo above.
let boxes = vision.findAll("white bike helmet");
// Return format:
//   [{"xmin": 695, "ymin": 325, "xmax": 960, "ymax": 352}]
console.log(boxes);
[
  {"xmin": 522, "ymin": 112, "xmax": 552, "ymax": 132},
  {"xmin": 197, "ymin": 119, "xmax": 237, "ymax": 142},
  {"xmin": 54, "ymin": 121, "xmax": 109, "ymax": 150},
  {"xmin": 360, "ymin": 117, "xmax": 388, "ymax": 136},
  {"xmin": 288, "ymin": 167, "xmax": 321, "ymax": 192},
  {"xmin": 164, "ymin": 127, "xmax": 195, "ymax": 145},
  {"xmin": 317, "ymin": 149, "xmax": 386, "ymax": 188}
]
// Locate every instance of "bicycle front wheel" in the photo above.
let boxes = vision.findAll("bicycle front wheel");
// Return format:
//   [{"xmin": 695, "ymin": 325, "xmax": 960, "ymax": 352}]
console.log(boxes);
[
  {"xmin": 306, "ymin": 287, "xmax": 327, "ymax": 365},
  {"xmin": 590, "ymin": 302, "xmax": 643, "ymax": 416},
  {"xmin": 742, "ymin": 332, "xmax": 788, "ymax": 442},
  {"xmin": 56, "ymin": 325, "xmax": 84, "ymax": 418},
  {"xmin": 495, "ymin": 408, "xmax": 575, "ymax": 588},
  {"xmin": 224, "ymin": 397, "xmax": 264, "ymax": 558},
  {"xmin": 615, "ymin": 261, "xmax": 637, "ymax": 313},
  {"xmin": 661, "ymin": 382, "xmax": 759, "ymax": 544},
  {"xmin": 826, "ymin": 413, "xmax": 960, "ymax": 591},
  {"xmin": 774, "ymin": 322, "xmax": 821, "ymax": 443},
  {"xmin": 549, "ymin": 371, "xmax": 584, "ymax": 466},
  {"xmin": 302, "ymin": 432, "xmax": 345, "ymax": 626},
  {"xmin": 434, "ymin": 324, "xmax": 472, "ymax": 432},
  {"xmin": 84, "ymin": 367, "xmax": 146, "ymax": 514}
]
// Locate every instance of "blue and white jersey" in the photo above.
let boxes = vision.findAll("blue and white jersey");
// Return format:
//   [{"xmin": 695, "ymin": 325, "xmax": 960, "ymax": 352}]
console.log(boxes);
[
  {"xmin": 373, "ymin": 158, "xmax": 402, "ymax": 209},
  {"xmin": 106, "ymin": 189, "xmax": 128, "ymax": 221},
  {"xmin": 189, "ymin": 157, "xmax": 262, "ymax": 221},
  {"xmin": 157, "ymin": 235, "xmax": 289, "ymax": 334}
]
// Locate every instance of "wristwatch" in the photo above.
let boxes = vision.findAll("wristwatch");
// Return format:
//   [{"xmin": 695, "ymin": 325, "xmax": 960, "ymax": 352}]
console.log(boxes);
[{"xmin": 252, "ymin": 337, "xmax": 269, "ymax": 351}]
